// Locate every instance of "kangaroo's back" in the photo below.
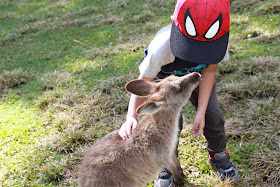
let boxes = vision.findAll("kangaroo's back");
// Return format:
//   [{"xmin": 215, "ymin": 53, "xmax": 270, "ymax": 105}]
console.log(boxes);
[{"xmin": 78, "ymin": 72, "xmax": 201, "ymax": 187}]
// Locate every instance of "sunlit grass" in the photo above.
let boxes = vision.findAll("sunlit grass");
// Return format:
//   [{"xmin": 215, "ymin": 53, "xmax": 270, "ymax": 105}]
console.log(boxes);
[{"xmin": 0, "ymin": 99, "xmax": 51, "ymax": 185}]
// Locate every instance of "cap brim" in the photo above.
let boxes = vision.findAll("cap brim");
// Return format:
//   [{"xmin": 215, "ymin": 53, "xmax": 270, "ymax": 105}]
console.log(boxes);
[{"xmin": 170, "ymin": 22, "xmax": 229, "ymax": 64}]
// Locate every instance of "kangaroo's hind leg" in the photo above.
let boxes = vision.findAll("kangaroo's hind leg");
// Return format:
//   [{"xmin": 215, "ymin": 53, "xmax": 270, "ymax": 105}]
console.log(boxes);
[{"xmin": 166, "ymin": 152, "xmax": 184, "ymax": 187}]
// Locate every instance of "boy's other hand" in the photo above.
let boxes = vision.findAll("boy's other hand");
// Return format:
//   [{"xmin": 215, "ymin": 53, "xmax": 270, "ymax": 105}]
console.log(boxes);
[
  {"xmin": 191, "ymin": 113, "xmax": 205, "ymax": 137},
  {"xmin": 118, "ymin": 117, "xmax": 138, "ymax": 140}
]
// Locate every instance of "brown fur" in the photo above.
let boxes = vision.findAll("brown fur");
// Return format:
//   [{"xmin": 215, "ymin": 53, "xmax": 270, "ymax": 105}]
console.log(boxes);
[{"xmin": 78, "ymin": 72, "xmax": 201, "ymax": 187}]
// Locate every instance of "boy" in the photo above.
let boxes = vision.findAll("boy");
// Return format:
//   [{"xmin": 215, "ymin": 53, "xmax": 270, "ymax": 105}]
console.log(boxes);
[{"xmin": 119, "ymin": 0, "xmax": 239, "ymax": 186}]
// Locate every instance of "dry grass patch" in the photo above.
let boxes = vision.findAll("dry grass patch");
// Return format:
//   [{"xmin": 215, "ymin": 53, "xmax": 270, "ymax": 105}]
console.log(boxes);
[
  {"xmin": 145, "ymin": 0, "xmax": 174, "ymax": 7},
  {"xmin": 0, "ymin": 68, "xmax": 31, "ymax": 94},
  {"xmin": 85, "ymin": 43, "xmax": 146, "ymax": 59},
  {"xmin": 240, "ymin": 56, "xmax": 279, "ymax": 74},
  {"xmin": 218, "ymin": 56, "xmax": 279, "ymax": 99},
  {"xmin": 250, "ymin": 150, "xmax": 280, "ymax": 186},
  {"xmin": 47, "ymin": 0, "xmax": 69, "ymax": 9},
  {"xmin": 231, "ymin": 15, "xmax": 249, "ymax": 26},
  {"xmin": 34, "ymin": 71, "xmax": 133, "ymax": 182},
  {"xmin": 133, "ymin": 10, "xmax": 155, "ymax": 23},
  {"xmin": 230, "ymin": 0, "xmax": 259, "ymax": 13},
  {"xmin": 30, "ymin": 72, "xmax": 133, "ymax": 185},
  {"xmin": 251, "ymin": 30, "xmax": 280, "ymax": 44},
  {"xmin": 255, "ymin": 0, "xmax": 280, "ymax": 15},
  {"xmin": 108, "ymin": 0, "xmax": 129, "ymax": 9},
  {"xmin": 222, "ymin": 72, "xmax": 278, "ymax": 99},
  {"xmin": 225, "ymin": 97, "xmax": 279, "ymax": 131},
  {"xmin": 217, "ymin": 60, "xmax": 238, "ymax": 76}
]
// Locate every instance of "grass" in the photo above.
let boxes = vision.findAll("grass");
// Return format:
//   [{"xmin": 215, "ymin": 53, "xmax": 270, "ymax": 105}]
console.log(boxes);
[{"xmin": 0, "ymin": 0, "xmax": 279, "ymax": 186}]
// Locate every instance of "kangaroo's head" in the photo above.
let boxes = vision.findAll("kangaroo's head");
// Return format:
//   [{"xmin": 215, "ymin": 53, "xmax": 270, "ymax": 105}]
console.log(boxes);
[{"xmin": 125, "ymin": 72, "xmax": 201, "ymax": 114}]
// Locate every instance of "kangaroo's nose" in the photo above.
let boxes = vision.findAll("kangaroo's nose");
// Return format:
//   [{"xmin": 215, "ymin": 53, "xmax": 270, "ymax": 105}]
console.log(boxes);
[{"xmin": 194, "ymin": 73, "xmax": 201, "ymax": 79}]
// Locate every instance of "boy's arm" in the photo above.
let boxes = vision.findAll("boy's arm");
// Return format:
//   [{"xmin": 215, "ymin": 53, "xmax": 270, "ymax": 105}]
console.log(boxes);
[
  {"xmin": 191, "ymin": 64, "xmax": 217, "ymax": 137},
  {"xmin": 118, "ymin": 75, "xmax": 154, "ymax": 140}
]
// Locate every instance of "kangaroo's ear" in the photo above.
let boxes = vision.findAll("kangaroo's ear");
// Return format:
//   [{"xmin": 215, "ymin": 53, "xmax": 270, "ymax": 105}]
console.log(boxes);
[
  {"xmin": 136, "ymin": 95, "xmax": 165, "ymax": 114},
  {"xmin": 125, "ymin": 79, "xmax": 155, "ymax": 96}
]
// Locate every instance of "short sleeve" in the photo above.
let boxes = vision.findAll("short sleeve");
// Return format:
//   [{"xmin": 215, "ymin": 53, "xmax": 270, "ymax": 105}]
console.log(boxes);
[
  {"xmin": 220, "ymin": 46, "xmax": 229, "ymax": 62},
  {"xmin": 139, "ymin": 25, "xmax": 175, "ymax": 78}
]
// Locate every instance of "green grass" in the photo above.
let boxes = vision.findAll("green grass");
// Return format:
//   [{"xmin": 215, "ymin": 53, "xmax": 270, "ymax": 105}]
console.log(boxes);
[{"xmin": 1, "ymin": 0, "xmax": 279, "ymax": 186}]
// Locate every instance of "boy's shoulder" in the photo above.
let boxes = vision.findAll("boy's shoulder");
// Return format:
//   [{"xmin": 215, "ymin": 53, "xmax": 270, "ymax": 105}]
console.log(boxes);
[
  {"xmin": 147, "ymin": 24, "xmax": 175, "ymax": 63},
  {"xmin": 154, "ymin": 24, "xmax": 172, "ymax": 37},
  {"xmin": 139, "ymin": 25, "xmax": 175, "ymax": 78},
  {"xmin": 148, "ymin": 25, "xmax": 172, "ymax": 51}
]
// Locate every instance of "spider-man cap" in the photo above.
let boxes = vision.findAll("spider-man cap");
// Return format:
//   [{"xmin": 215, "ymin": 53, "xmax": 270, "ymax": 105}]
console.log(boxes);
[{"xmin": 170, "ymin": 0, "xmax": 230, "ymax": 64}]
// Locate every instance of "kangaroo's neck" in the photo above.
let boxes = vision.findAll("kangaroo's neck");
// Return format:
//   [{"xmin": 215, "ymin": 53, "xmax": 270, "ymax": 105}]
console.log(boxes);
[
  {"xmin": 139, "ymin": 103, "xmax": 182, "ymax": 131},
  {"xmin": 153, "ymin": 104, "xmax": 181, "ymax": 126},
  {"xmin": 135, "ymin": 104, "xmax": 182, "ymax": 154}
]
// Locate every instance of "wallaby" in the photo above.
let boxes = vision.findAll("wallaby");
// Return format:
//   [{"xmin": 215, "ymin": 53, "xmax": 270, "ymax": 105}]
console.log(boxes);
[{"xmin": 78, "ymin": 72, "xmax": 201, "ymax": 187}]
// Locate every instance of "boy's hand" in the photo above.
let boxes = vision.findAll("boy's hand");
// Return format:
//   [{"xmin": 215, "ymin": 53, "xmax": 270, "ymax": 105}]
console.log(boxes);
[
  {"xmin": 191, "ymin": 112, "xmax": 205, "ymax": 137},
  {"xmin": 118, "ymin": 117, "xmax": 138, "ymax": 140}
]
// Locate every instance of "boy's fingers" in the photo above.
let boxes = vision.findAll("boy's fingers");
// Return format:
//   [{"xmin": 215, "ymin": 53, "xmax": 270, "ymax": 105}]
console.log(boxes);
[
  {"xmin": 191, "ymin": 131, "xmax": 199, "ymax": 137},
  {"xmin": 118, "ymin": 127, "xmax": 127, "ymax": 140},
  {"xmin": 125, "ymin": 124, "xmax": 132, "ymax": 138},
  {"xmin": 196, "ymin": 129, "xmax": 203, "ymax": 136},
  {"xmin": 119, "ymin": 122, "xmax": 131, "ymax": 140},
  {"xmin": 132, "ymin": 118, "xmax": 138, "ymax": 129},
  {"xmin": 191, "ymin": 123, "xmax": 203, "ymax": 137},
  {"xmin": 119, "ymin": 117, "xmax": 138, "ymax": 140}
]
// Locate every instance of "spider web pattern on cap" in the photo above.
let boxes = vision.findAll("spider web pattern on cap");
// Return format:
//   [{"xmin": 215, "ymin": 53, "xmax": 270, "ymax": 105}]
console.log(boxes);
[{"xmin": 173, "ymin": 0, "xmax": 230, "ymax": 41}]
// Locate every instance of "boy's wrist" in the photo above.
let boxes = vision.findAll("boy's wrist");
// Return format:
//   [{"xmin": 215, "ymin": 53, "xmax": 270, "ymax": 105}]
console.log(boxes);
[
  {"xmin": 196, "ymin": 108, "xmax": 206, "ymax": 116},
  {"xmin": 126, "ymin": 115, "xmax": 137, "ymax": 120}
]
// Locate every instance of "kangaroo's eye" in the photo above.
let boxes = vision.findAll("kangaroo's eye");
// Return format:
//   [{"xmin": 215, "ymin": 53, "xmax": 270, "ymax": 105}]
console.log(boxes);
[
  {"xmin": 178, "ymin": 87, "xmax": 183, "ymax": 93},
  {"xmin": 176, "ymin": 85, "xmax": 183, "ymax": 93},
  {"xmin": 170, "ymin": 85, "xmax": 181, "ymax": 93}
]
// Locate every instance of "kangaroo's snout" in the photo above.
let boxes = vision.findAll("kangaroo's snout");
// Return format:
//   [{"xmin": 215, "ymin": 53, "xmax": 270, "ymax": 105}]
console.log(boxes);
[
  {"xmin": 192, "ymin": 72, "xmax": 202, "ymax": 85},
  {"xmin": 193, "ymin": 72, "xmax": 201, "ymax": 80},
  {"xmin": 179, "ymin": 72, "xmax": 201, "ymax": 92},
  {"xmin": 188, "ymin": 72, "xmax": 201, "ymax": 83}
]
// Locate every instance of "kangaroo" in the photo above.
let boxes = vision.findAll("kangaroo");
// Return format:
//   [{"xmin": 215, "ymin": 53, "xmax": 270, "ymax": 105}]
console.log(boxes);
[{"xmin": 78, "ymin": 72, "xmax": 201, "ymax": 187}]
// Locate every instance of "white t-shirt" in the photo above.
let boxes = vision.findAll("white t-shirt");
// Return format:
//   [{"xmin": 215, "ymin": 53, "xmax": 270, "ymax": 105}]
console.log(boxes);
[{"xmin": 139, "ymin": 25, "xmax": 229, "ymax": 78}]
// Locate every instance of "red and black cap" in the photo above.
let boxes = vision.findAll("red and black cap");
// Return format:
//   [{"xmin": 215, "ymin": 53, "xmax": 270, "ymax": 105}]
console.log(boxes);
[{"xmin": 170, "ymin": 0, "xmax": 230, "ymax": 64}]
